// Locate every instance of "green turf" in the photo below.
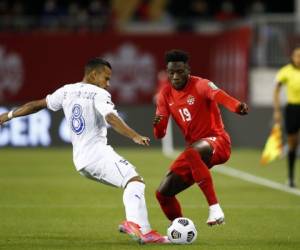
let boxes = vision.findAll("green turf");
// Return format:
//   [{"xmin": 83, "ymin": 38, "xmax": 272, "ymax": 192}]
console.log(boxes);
[{"xmin": 0, "ymin": 148, "xmax": 300, "ymax": 250}]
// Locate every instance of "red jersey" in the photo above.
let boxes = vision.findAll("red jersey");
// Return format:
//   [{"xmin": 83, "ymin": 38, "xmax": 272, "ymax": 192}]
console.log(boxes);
[{"xmin": 155, "ymin": 75, "xmax": 230, "ymax": 145}]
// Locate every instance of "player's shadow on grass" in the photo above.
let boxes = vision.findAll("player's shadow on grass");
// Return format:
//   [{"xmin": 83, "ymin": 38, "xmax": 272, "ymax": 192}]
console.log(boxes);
[{"xmin": 6, "ymin": 235, "xmax": 203, "ymax": 247}]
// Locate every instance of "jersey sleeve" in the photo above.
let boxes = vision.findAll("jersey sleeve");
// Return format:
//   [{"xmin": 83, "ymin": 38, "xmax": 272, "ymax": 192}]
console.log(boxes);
[
  {"xmin": 94, "ymin": 91, "xmax": 118, "ymax": 117},
  {"xmin": 275, "ymin": 66, "xmax": 288, "ymax": 84},
  {"xmin": 197, "ymin": 80, "xmax": 240, "ymax": 113},
  {"xmin": 196, "ymin": 80, "xmax": 220, "ymax": 100},
  {"xmin": 155, "ymin": 89, "xmax": 170, "ymax": 117},
  {"xmin": 46, "ymin": 86, "xmax": 65, "ymax": 111},
  {"xmin": 153, "ymin": 89, "xmax": 170, "ymax": 139}
]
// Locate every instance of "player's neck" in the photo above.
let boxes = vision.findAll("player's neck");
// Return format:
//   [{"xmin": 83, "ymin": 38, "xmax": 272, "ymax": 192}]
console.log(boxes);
[
  {"xmin": 173, "ymin": 76, "xmax": 191, "ymax": 91},
  {"xmin": 82, "ymin": 77, "xmax": 99, "ymax": 87}
]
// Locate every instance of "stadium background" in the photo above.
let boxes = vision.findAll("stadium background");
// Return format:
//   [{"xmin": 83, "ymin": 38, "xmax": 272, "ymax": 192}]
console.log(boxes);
[
  {"xmin": 0, "ymin": 0, "xmax": 296, "ymax": 148},
  {"xmin": 1, "ymin": 1, "xmax": 300, "ymax": 250}
]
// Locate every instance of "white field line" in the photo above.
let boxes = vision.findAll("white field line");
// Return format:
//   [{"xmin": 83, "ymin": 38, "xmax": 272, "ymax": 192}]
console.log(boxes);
[
  {"xmin": 213, "ymin": 165, "xmax": 300, "ymax": 196},
  {"xmin": 167, "ymin": 152, "xmax": 300, "ymax": 197}
]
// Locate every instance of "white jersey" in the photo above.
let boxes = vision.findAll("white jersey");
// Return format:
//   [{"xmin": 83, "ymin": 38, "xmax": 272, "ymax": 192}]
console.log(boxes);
[{"xmin": 46, "ymin": 82, "xmax": 118, "ymax": 170}]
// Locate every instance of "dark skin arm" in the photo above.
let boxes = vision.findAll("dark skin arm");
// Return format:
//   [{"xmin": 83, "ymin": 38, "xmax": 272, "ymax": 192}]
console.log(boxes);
[
  {"xmin": 0, "ymin": 99, "xmax": 47, "ymax": 125},
  {"xmin": 106, "ymin": 112, "xmax": 150, "ymax": 146}
]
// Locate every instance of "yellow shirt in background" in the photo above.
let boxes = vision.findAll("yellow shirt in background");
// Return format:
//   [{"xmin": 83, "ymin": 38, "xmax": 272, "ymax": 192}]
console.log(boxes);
[{"xmin": 276, "ymin": 64, "xmax": 300, "ymax": 104}]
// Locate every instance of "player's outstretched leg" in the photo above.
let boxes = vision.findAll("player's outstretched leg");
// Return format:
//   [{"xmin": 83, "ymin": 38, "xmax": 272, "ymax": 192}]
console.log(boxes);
[{"xmin": 120, "ymin": 177, "xmax": 169, "ymax": 243}]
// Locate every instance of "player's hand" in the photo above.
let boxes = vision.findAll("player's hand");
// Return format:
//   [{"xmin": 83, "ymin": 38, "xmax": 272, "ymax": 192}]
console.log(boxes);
[
  {"xmin": 273, "ymin": 110, "xmax": 282, "ymax": 124},
  {"xmin": 153, "ymin": 115, "xmax": 164, "ymax": 125},
  {"xmin": 0, "ymin": 113, "xmax": 10, "ymax": 125},
  {"xmin": 132, "ymin": 135, "xmax": 150, "ymax": 146},
  {"xmin": 237, "ymin": 102, "xmax": 248, "ymax": 115}
]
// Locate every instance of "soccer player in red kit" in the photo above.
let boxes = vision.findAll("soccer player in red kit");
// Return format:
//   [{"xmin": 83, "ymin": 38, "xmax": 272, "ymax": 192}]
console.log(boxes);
[{"xmin": 153, "ymin": 50, "xmax": 248, "ymax": 226}]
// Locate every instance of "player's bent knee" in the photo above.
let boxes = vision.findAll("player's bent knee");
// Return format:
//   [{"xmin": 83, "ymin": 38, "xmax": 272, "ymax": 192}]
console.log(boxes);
[
  {"xmin": 187, "ymin": 144, "xmax": 212, "ymax": 165},
  {"xmin": 125, "ymin": 175, "xmax": 144, "ymax": 188},
  {"xmin": 157, "ymin": 186, "xmax": 172, "ymax": 196},
  {"xmin": 157, "ymin": 177, "xmax": 174, "ymax": 196},
  {"xmin": 191, "ymin": 140, "xmax": 212, "ymax": 153},
  {"xmin": 157, "ymin": 171, "xmax": 188, "ymax": 196}
]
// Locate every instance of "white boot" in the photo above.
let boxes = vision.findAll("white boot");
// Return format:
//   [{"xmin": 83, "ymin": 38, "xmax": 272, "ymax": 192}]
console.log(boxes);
[{"xmin": 206, "ymin": 203, "xmax": 225, "ymax": 226}]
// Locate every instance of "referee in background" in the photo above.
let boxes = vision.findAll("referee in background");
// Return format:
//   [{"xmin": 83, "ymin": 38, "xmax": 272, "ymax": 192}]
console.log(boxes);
[{"xmin": 273, "ymin": 46, "xmax": 300, "ymax": 188}]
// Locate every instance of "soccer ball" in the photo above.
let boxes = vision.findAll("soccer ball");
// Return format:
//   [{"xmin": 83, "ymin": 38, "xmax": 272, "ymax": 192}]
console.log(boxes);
[{"xmin": 167, "ymin": 217, "xmax": 197, "ymax": 244}]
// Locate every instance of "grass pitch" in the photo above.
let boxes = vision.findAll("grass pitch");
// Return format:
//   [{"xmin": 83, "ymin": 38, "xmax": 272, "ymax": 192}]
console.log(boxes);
[{"xmin": 0, "ymin": 147, "xmax": 300, "ymax": 250}]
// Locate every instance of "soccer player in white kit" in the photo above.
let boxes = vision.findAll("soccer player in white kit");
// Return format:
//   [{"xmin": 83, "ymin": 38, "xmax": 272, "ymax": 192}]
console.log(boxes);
[{"xmin": 0, "ymin": 58, "xmax": 169, "ymax": 244}]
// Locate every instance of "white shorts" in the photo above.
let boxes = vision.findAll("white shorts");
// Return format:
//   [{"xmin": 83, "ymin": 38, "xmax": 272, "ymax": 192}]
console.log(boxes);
[{"xmin": 78, "ymin": 146, "xmax": 139, "ymax": 188}]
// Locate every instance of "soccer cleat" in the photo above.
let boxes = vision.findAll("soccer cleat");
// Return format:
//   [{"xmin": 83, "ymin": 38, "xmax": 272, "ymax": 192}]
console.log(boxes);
[
  {"xmin": 118, "ymin": 221, "xmax": 144, "ymax": 242},
  {"xmin": 139, "ymin": 230, "xmax": 171, "ymax": 244},
  {"xmin": 206, "ymin": 203, "xmax": 225, "ymax": 226}
]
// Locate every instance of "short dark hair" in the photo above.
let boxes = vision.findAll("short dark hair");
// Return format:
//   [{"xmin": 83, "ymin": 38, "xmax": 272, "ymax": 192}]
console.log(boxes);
[
  {"xmin": 84, "ymin": 57, "xmax": 111, "ymax": 74},
  {"xmin": 165, "ymin": 49, "xmax": 189, "ymax": 63}
]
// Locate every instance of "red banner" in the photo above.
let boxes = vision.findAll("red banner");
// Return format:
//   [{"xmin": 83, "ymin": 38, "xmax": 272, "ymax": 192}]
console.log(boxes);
[
  {"xmin": 209, "ymin": 27, "xmax": 252, "ymax": 101},
  {"xmin": 0, "ymin": 27, "xmax": 251, "ymax": 104}
]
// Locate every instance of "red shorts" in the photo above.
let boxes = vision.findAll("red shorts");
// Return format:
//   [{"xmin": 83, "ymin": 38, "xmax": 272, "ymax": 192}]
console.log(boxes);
[{"xmin": 170, "ymin": 135, "xmax": 231, "ymax": 184}]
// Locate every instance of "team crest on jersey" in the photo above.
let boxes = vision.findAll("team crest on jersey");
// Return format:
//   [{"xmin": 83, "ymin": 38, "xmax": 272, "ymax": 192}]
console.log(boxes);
[{"xmin": 187, "ymin": 95, "xmax": 195, "ymax": 105}]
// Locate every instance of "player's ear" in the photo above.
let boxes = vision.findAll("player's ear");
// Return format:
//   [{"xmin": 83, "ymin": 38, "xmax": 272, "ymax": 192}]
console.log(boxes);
[{"xmin": 90, "ymin": 70, "xmax": 97, "ymax": 81}]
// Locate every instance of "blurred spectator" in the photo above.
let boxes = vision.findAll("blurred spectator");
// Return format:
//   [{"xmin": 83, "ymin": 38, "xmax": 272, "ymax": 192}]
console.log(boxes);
[
  {"xmin": 130, "ymin": 0, "xmax": 171, "ymax": 26},
  {"xmin": 65, "ymin": 2, "xmax": 83, "ymax": 31},
  {"xmin": 167, "ymin": 0, "xmax": 211, "ymax": 31},
  {"xmin": 167, "ymin": 0, "xmax": 196, "ymax": 31},
  {"xmin": 10, "ymin": 1, "xmax": 30, "ymax": 31},
  {"xmin": 133, "ymin": 0, "xmax": 151, "ymax": 21},
  {"xmin": 248, "ymin": 0, "xmax": 266, "ymax": 17},
  {"xmin": 0, "ymin": 1, "xmax": 10, "ymax": 30},
  {"xmin": 189, "ymin": 0, "xmax": 209, "ymax": 21},
  {"xmin": 40, "ymin": 0, "xmax": 63, "ymax": 29},
  {"xmin": 75, "ymin": 7, "xmax": 89, "ymax": 32},
  {"xmin": 0, "ymin": 0, "xmax": 7, "ymax": 15},
  {"xmin": 0, "ymin": 0, "xmax": 295, "ymax": 32},
  {"xmin": 65, "ymin": 1, "xmax": 80, "ymax": 29},
  {"xmin": 214, "ymin": 0, "xmax": 239, "ymax": 22},
  {"xmin": 88, "ymin": 0, "xmax": 111, "ymax": 30}
]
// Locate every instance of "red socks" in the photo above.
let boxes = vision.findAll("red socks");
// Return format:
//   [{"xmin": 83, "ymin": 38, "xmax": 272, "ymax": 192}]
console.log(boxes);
[
  {"xmin": 155, "ymin": 148, "xmax": 218, "ymax": 221},
  {"xmin": 184, "ymin": 148, "xmax": 218, "ymax": 205},
  {"xmin": 155, "ymin": 191, "xmax": 182, "ymax": 221}
]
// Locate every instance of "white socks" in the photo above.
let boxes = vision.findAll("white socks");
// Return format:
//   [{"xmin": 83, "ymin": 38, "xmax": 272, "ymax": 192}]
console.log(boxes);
[
  {"xmin": 123, "ymin": 181, "xmax": 151, "ymax": 234},
  {"xmin": 209, "ymin": 203, "xmax": 222, "ymax": 212}
]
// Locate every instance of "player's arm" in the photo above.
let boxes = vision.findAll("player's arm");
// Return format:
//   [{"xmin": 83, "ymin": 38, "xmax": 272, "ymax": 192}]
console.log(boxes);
[
  {"xmin": 0, "ymin": 99, "xmax": 47, "ymax": 125},
  {"xmin": 273, "ymin": 82, "xmax": 282, "ymax": 123},
  {"xmin": 153, "ymin": 90, "xmax": 169, "ymax": 139},
  {"xmin": 105, "ymin": 112, "xmax": 150, "ymax": 146},
  {"xmin": 153, "ymin": 115, "xmax": 168, "ymax": 139},
  {"xmin": 214, "ymin": 90, "xmax": 248, "ymax": 115}
]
